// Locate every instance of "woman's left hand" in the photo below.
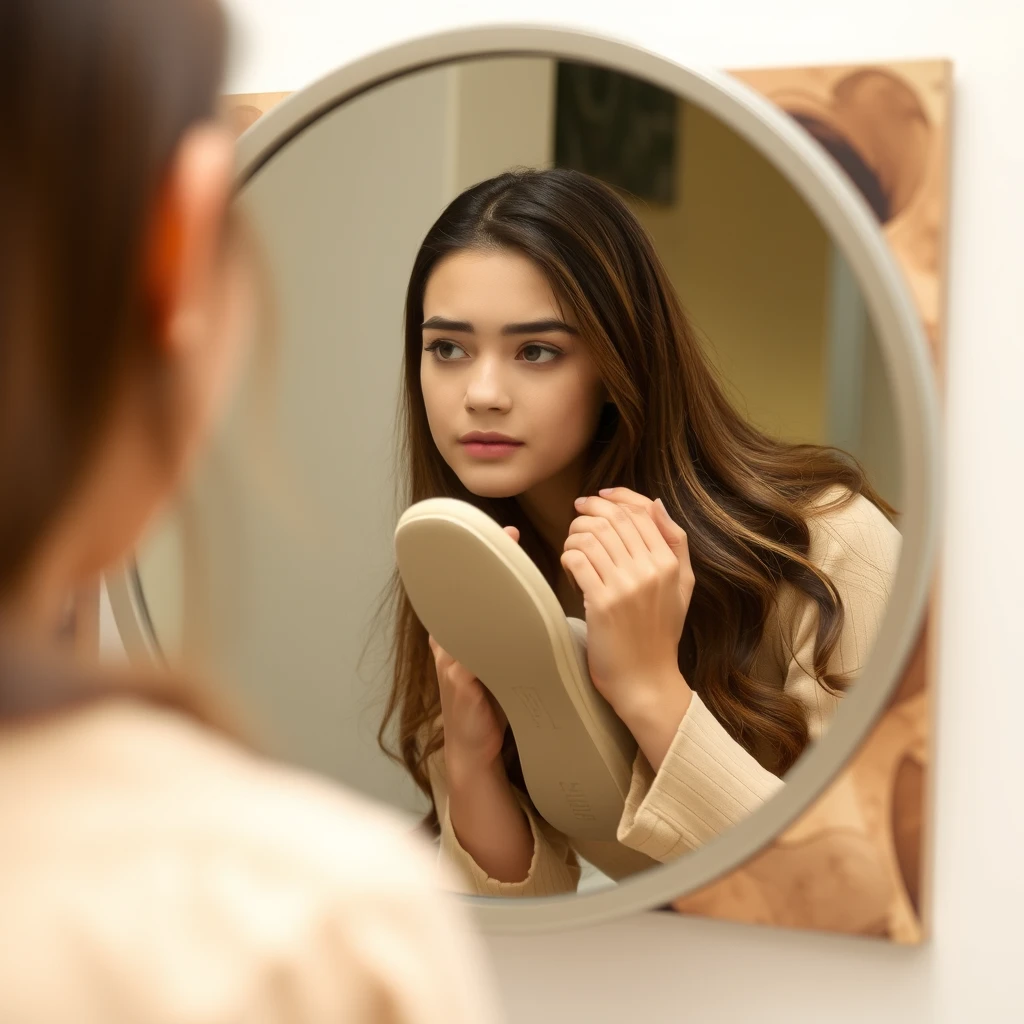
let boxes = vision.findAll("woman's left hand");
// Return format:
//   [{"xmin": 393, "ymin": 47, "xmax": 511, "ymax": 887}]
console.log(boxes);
[{"xmin": 562, "ymin": 488, "xmax": 695, "ymax": 725}]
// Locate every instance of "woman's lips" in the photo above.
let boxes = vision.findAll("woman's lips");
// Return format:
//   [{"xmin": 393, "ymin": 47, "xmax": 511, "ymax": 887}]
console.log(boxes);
[{"xmin": 460, "ymin": 440, "xmax": 523, "ymax": 459}]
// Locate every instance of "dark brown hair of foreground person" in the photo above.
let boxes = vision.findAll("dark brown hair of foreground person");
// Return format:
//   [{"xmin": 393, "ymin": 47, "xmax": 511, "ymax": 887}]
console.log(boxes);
[
  {"xmin": 377, "ymin": 168, "xmax": 896, "ymax": 831},
  {"xmin": 0, "ymin": 0, "xmax": 237, "ymax": 731}
]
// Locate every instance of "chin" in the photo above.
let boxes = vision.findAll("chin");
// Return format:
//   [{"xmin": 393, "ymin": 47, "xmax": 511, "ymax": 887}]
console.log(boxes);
[
  {"xmin": 468, "ymin": 485, "xmax": 521, "ymax": 500},
  {"xmin": 460, "ymin": 477, "xmax": 522, "ymax": 500},
  {"xmin": 452, "ymin": 465, "xmax": 532, "ymax": 501}
]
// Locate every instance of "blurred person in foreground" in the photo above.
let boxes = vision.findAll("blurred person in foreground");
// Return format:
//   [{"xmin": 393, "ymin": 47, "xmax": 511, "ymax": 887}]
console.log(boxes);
[{"xmin": 0, "ymin": 1, "xmax": 500, "ymax": 1021}]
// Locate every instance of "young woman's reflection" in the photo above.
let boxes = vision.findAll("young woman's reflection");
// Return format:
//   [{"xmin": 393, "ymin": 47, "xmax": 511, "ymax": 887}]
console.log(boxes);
[{"xmin": 380, "ymin": 168, "xmax": 901, "ymax": 896}]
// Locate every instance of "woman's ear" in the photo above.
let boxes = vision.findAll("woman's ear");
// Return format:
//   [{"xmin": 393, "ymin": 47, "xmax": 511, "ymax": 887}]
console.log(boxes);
[{"xmin": 145, "ymin": 123, "xmax": 236, "ymax": 357}]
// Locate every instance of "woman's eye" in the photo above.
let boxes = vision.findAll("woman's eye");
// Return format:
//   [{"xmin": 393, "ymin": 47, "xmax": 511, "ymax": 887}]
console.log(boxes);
[
  {"xmin": 426, "ymin": 340, "xmax": 467, "ymax": 361},
  {"xmin": 520, "ymin": 344, "xmax": 559, "ymax": 364}
]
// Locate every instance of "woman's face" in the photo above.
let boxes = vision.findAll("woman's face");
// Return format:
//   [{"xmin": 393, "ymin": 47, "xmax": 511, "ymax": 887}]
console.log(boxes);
[{"xmin": 420, "ymin": 248, "xmax": 605, "ymax": 502}]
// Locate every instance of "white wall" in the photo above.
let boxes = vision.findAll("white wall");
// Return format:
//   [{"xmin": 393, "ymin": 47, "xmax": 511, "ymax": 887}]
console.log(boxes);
[{"xmin": 221, "ymin": 1, "xmax": 1024, "ymax": 1021}]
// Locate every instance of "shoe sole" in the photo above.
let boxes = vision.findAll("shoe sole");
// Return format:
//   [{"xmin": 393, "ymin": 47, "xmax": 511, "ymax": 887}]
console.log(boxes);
[{"xmin": 395, "ymin": 498, "xmax": 638, "ymax": 842}]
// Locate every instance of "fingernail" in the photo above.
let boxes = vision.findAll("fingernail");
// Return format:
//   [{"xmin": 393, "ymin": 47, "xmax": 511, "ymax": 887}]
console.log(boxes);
[
  {"xmin": 574, "ymin": 497, "xmax": 586, "ymax": 508},
  {"xmin": 655, "ymin": 498, "xmax": 665, "ymax": 511},
  {"xmin": 598, "ymin": 488, "xmax": 613, "ymax": 497}
]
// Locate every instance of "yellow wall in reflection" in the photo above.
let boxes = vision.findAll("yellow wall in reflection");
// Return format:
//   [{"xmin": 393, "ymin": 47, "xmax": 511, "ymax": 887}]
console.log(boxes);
[{"xmin": 630, "ymin": 103, "xmax": 830, "ymax": 445}]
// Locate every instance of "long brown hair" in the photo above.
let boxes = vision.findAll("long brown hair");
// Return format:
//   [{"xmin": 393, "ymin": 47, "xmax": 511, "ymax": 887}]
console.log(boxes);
[
  {"xmin": 378, "ymin": 167, "xmax": 894, "ymax": 827},
  {"xmin": 0, "ymin": 0, "xmax": 238, "ymax": 732}
]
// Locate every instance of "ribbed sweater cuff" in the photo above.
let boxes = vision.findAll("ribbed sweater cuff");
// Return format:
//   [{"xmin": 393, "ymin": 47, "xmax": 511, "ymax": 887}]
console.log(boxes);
[{"xmin": 617, "ymin": 692, "xmax": 784, "ymax": 859}]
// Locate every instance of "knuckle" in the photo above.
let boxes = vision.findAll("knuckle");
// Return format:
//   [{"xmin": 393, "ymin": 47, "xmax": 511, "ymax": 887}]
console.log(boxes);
[
  {"xmin": 647, "ymin": 567, "xmax": 665, "ymax": 587},
  {"xmin": 634, "ymin": 565, "xmax": 656, "ymax": 587},
  {"xmin": 655, "ymin": 553, "xmax": 678, "ymax": 575}
]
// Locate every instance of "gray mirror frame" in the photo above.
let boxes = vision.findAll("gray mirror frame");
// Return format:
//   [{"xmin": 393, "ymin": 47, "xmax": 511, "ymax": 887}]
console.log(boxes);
[{"xmin": 107, "ymin": 24, "xmax": 942, "ymax": 935}]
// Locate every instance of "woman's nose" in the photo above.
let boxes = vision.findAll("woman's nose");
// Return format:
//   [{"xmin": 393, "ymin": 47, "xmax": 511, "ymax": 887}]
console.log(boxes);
[{"xmin": 464, "ymin": 363, "xmax": 511, "ymax": 413}]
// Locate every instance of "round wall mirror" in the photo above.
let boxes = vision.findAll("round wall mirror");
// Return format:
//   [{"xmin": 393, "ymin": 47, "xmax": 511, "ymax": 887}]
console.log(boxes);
[{"xmin": 108, "ymin": 26, "xmax": 940, "ymax": 933}]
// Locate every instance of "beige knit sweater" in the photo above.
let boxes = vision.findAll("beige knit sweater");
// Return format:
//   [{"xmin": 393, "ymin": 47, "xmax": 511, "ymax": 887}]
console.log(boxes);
[{"xmin": 430, "ymin": 489, "xmax": 901, "ymax": 897}]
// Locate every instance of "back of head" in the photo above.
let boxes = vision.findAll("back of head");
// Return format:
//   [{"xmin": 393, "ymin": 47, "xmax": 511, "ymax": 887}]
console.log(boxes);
[
  {"xmin": 0, "ymin": 0, "xmax": 227, "ymax": 597},
  {"xmin": 0, "ymin": 0, "xmax": 242, "ymax": 733}
]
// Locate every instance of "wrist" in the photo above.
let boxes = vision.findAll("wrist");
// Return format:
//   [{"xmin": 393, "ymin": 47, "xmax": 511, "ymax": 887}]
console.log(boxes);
[
  {"xmin": 445, "ymin": 748, "xmax": 508, "ymax": 796},
  {"xmin": 613, "ymin": 668, "xmax": 693, "ymax": 733},
  {"xmin": 612, "ymin": 668, "xmax": 693, "ymax": 772}
]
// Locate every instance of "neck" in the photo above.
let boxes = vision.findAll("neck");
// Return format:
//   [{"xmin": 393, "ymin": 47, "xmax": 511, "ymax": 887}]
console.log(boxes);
[
  {"xmin": 516, "ymin": 460, "xmax": 585, "ymax": 554},
  {"xmin": 0, "ymin": 522, "xmax": 84, "ymax": 647},
  {"xmin": 0, "ymin": 572, "xmax": 68, "ymax": 648}
]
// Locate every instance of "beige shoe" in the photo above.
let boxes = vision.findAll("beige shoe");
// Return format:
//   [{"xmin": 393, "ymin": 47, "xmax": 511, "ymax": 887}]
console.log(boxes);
[{"xmin": 395, "ymin": 498, "xmax": 637, "ymax": 842}]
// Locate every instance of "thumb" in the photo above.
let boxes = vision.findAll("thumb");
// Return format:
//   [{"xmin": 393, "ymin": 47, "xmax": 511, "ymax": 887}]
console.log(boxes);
[
  {"xmin": 484, "ymin": 689, "xmax": 509, "ymax": 730},
  {"xmin": 653, "ymin": 498, "xmax": 686, "ymax": 552},
  {"xmin": 503, "ymin": 525, "xmax": 520, "ymax": 544}
]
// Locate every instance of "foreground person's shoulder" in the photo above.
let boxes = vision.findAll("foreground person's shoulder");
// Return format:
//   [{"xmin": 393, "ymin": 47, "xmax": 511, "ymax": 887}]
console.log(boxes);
[
  {"xmin": 65, "ymin": 701, "xmax": 503, "ymax": 1024},
  {"xmin": 110, "ymin": 694, "xmax": 469, "ymax": 887}
]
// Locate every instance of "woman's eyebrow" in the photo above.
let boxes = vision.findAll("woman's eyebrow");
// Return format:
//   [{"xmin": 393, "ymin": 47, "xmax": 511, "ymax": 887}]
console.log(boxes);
[
  {"xmin": 422, "ymin": 316, "xmax": 473, "ymax": 332},
  {"xmin": 421, "ymin": 316, "xmax": 578, "ymax": 335},
  {"xmin": 501, "ymin": 319, "xmax": 577, "ymax": 336}
]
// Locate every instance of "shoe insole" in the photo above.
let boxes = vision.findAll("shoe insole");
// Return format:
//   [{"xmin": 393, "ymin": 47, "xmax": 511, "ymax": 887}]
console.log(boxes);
[{"xmin": 395, "ymin": 498, "xmax": 638, "ymax": 842}]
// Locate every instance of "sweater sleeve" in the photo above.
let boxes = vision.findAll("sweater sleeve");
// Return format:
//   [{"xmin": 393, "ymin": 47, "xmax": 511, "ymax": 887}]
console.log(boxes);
[
  {"xmin": 616, "ymin": 492, "xmax": 902, "ymax": 861},
  {"xmin": 427, "ymin": 746, "xmax": 581, "ymax": 898}
]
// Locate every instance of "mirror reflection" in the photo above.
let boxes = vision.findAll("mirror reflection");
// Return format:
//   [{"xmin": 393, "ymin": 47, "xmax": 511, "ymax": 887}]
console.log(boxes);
[{"xmin": 134, "ymin": 57, "xmax": 903, "ymax": 896}]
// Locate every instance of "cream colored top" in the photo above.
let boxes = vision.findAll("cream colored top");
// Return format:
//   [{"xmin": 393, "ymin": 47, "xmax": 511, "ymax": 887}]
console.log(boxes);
[
  {"xmin": 432, "ymin": 490, "xmax": 901, "ymax": 897},
  {"xmin": 0, "ymin": 698, "xmax": 500, "ymax": 1024}
]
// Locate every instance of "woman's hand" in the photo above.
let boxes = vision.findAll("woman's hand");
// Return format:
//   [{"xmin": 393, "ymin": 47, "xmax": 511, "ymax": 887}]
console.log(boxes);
[
  {"xmin": 432, "ymin": 527, "xmax": 535, "ymax": 884},
  {"xmin": 431, "ymin": 635, "xmax": 508, "ymax": 776},
  {"xmin": 432, "ymin": 525, "xmax": 520, "ymax": 780},
  {"xmin": 561, "ymin": 488, "xmax": 694, "ymax": 737}
]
